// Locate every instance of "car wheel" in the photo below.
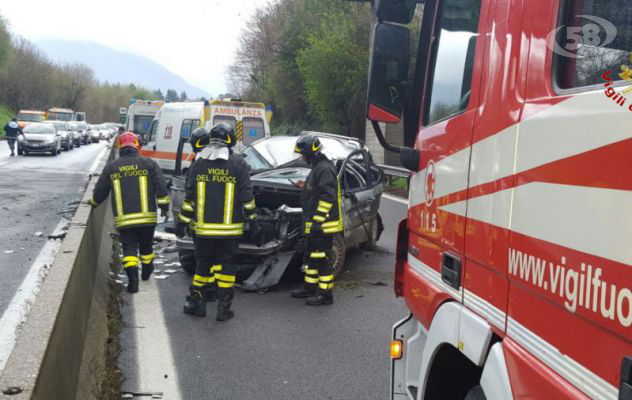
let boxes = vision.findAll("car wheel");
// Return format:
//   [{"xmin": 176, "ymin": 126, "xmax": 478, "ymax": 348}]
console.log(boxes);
[
  {"xmin": 359, "ymin": 213, "xmax": 383, "ymax": 251},
  {"xmin": 178, "ymin": 248, "xmax": 196, "ymax": 274},
  {"xmin": 331, "ymin": 234, "xmax": 346, "ymax": 278},
  {"xmin": 17, "ymin": 147, "xmax": 23, "ymax": 156},
  {"xmin": 51, "ymin": 148, "xmax": 57, "ymax": 156}
]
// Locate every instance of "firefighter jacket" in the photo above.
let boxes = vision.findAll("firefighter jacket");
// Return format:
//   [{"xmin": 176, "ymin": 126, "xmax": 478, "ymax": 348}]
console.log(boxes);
[
  {"xmin": 302, "ymin": 154, "xmax": 344, "ymax": 235},
  {"xmin": 178, "ymin": 155, "xmax": 257, "ymax": 237},
  {"xmin": 91, "ymin": 149, "xmax": 170, "ymax": 229}
]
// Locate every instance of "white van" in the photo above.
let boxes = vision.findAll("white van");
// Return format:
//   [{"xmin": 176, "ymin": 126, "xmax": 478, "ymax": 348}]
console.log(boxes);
[{"xmin": 142, "ymin": 100, "xmax": 271, "ymax": 173}]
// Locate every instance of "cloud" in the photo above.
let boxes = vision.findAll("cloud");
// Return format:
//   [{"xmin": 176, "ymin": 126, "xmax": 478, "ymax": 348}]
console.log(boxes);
[{"xmin": 0, "ymin": 0, "xmax": 270, "ymax": 95}]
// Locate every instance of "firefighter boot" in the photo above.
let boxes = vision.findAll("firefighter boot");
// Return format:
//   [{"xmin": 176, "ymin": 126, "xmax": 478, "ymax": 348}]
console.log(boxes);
[
  {"xmin": 216, "ymin": 288, "xmax": 235, "ymax": 321},
  {"xmin": 126, "ymin": 268, "xmax": 139, "ymax": 293},
  {"xmin": 290, "ymin": 284, "xmax": 317, "ymax": 299},
  {"xmin": 306, "ymin": 290, "xmax": 334, "ymax": 306},
  {"xmin": 183, "ymin": 288, "xmax": 207, "ymax": 317},
  {"xmin": 141, "ymin": 262, "xmax": 154, "ymax": 281},
  {"xmin": 206, "ymin": 284, "xmax": 217, "ymax": 303}
]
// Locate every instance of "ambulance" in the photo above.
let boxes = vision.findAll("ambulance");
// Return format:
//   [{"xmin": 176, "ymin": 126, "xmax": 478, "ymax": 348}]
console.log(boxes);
[
  {"xmin": 142, "ymin": 100, "xmax": 270, "ymax": 173},
  {"xmin": 364, "ymin": 0, "xmax": 632, "ymax": 399},
  {"xmin": 125, "ymin": 99, "xmax": 164, "ymax": 140}
]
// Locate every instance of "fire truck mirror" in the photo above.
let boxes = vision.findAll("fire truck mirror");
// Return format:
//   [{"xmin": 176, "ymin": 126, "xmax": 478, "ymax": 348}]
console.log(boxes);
[
  {"xmin": 399, "ymin": 147, "xmax": 420, "ymax": 172},
  {"xmin": 375, "ymin": 0, "xmax": 418, "ymax": 24},
  {"xmin": 367, "ymin": 23, "xmax": 410, "ymax": 125}
]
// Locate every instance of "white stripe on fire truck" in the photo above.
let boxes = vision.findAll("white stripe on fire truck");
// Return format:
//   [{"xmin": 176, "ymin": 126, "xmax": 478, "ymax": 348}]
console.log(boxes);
[
  {"xmin": 409, "ymin": 252, "xmax": 617, "ymax": 399},
  {"xmin": 407, "ymin": 255, "xmax": 461, "ymax": 300},
  {"xmin": 507, "ymin": 317, "xmax": 618, "ymax": 400},
  {"xmin": 440, "ymin": 182, "xmax": 632, "ymax": 266},
  {"xmin": 410, "ymin": 88, "xmax": 632, "ymax": 211},
  {"xmin": 463, "ymin": 289, "xmax": 505, "ymax": 331}
]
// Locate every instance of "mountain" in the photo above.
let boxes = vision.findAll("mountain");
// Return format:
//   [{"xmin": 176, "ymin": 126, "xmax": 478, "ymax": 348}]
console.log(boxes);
[{"xmin": 37, "ymin": 39, "xmax": 210, "ymax": 99}]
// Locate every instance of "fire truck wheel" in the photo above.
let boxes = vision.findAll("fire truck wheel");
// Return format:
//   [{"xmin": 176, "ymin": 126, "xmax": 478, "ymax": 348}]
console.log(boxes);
[
  {"xmin": 332, "ymin": 234, "xmax": 346, "ymax": 278},
  {"xmin": 178, "ymin": 248, "xmax": 196, "ymax": 274},
  {"xmin": 464, "ymin": 385, "xmax": 485, "ymax": 400}
]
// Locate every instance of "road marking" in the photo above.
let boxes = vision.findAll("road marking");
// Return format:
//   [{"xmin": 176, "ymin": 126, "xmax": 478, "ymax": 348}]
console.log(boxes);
[
  {"xmin": 382, "ymin": 193, "xmax": 408, "ymax": 205},
  {"xmin": 127, "ymin": 280, "xmax": 182, "ymax": 399},
  {"xmin": 0, "ymin": 218, "xmax": 67, "ymax": 373}
]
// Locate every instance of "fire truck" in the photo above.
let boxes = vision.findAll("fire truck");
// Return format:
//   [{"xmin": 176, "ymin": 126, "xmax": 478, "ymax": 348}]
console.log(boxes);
[{"xmin": 365, "ymin": 0, "xmax": 632, "ymax": 399}]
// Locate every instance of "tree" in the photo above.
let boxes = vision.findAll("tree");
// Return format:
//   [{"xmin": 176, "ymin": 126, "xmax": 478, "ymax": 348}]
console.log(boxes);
[
  {"xmin": 153, "ymin": 89, "xmax": 164, "ymax": 100},
  {"xmin": 180, "ymin": 91, "xmax": 188, "ymax": 101},
  {"xmin": 165, "ymin": 89, "xmax": 179, "ymax": 102}
]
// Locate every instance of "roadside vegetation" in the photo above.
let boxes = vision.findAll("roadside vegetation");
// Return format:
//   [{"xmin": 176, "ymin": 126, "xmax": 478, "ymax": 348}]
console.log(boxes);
[
  {"xmin": 228, "ymin": 0, "xmax": 372, "ymax": 138},
  {"xmin": 0, "ymin": 103, "xmax": 14, "ymax": 139},
  {"xmin": 383, "ymin": 177, "xmax": 409, "ymax": 198},
  {"xmin": 0, "ymin": 15, "xmax": 184, "ymax": 123}
]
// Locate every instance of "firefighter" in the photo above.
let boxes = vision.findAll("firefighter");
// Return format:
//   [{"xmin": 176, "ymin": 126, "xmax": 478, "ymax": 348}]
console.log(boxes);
[
  {"xmin": 291, "ymin": 135, "xmax": 343, "ymax": 305},
  {"xmin": 176, "ymin": 122, "xmax": 257, "ymax": 320},
  {"xmin": 89, "ymin": 132, "xmax": 170, "ymax": 293}
]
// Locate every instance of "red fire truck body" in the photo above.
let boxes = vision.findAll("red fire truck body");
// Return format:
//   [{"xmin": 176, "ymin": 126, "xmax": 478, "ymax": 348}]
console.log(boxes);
[{"xmin": 380, "ymin": 0, "xmax": 632, "ymax": 399}]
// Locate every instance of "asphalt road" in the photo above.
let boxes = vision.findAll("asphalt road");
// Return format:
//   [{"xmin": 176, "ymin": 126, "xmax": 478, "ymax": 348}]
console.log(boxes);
[
  {"xmin": 0, "ymin": 140, "xmax": 107, "ymax": 316},
  {"xmin": 119, "ymin": 195, "xmax": 409, "ymax": 400}
]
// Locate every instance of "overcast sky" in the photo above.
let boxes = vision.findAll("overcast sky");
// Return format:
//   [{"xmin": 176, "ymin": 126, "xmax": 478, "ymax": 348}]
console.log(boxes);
[{"xmin": 1, "ymin": 0, "xmax": 270, "ymax": 95}]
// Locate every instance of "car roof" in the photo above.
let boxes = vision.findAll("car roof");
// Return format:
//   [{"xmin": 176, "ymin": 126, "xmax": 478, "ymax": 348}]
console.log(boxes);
[{"xmin": 299, "ymin": 131, "xmax": 365, "ymax": 147}]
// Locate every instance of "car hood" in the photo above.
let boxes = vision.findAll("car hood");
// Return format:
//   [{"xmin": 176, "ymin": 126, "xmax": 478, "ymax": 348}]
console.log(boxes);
[{"xmin": 251, "ymin": 167, "xmax": 310, "ymax": 187}]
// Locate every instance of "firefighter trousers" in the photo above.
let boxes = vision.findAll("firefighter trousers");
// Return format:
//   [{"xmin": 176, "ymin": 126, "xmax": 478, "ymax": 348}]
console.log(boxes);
[
  {"xmin": 303, "ymin": 235, "xmax": 334, "ymax": 292},
  {"xmin": 119, "ymin": 225, "xmax": 156, "ymax": 275},
  {"xmin": 191, "ymin": 238, "xmax": 239, "ymax": 296}
]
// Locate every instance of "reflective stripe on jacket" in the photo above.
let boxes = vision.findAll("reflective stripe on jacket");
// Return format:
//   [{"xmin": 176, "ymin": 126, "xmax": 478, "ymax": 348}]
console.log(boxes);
[
  {"xmin": 178, "ymin": 155, "xmax": 256, "ymax": 237},
  {"xmin": 91, "ymin": 150, "xmax": 169, "ymax": 229}
]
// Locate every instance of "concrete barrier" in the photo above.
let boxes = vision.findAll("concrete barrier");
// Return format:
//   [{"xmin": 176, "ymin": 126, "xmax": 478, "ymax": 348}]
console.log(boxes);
[{"xmin": 0, "ymin": 145, "xmax": 115, "ymax": 399}]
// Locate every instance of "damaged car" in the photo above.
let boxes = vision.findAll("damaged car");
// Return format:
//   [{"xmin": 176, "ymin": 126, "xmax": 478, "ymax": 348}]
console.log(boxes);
[{"xmin": 170, "ymin": 132, "xmax": 384, "ymax": 291}]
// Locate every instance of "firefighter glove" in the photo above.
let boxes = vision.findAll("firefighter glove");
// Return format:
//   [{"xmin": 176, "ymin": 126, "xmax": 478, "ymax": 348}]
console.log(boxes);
[{"xmin": 175, "ymin": 222, "xmax": 187, "ymax": 238}]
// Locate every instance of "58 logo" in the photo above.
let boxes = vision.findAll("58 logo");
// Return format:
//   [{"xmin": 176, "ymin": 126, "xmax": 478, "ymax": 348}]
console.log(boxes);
[{"xmin": 546, "ymin": 15, "xmax": 617, "ymax": 59}]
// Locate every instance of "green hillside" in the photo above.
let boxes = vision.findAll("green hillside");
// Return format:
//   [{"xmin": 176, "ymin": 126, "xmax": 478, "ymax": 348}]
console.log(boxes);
[{"xmin": 0, "ymin": 104, "xmax": 15, "ymax": 139}]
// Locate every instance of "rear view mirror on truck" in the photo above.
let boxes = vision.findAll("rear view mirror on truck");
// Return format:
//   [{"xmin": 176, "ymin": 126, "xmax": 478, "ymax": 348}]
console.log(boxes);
[
  {"xmin": 375, "ymin": 0, "xmax": 417, "ymax": 24},
  {"xmin": 367, "ymin": 23, "xmax": 410, "ymax": 124}
]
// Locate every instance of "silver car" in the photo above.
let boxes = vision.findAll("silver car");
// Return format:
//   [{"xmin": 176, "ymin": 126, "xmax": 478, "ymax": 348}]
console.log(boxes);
[
  {"xmin": 17, "ymin": 123, "xmax": 62, "ymax": 156},
  {"xmin": 49, "ymin": 120, "xmax": 74, "ymax": 151}
]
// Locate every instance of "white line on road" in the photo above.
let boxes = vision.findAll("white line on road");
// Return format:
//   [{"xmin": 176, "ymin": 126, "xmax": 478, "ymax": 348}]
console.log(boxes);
[
  {"xmin": 382, "ymin": 193, "xmax": 408, "ymax": 205},
  {"xmin": 0, "ymin": 218, "xmax": 67, "ymax": 373},
  {"xmin": 127, "ymin": 280, "xmax": 182, "ymax": 399}
]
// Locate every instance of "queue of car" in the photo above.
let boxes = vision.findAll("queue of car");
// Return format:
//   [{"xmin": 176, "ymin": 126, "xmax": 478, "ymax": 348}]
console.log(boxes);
[{"xmin": 16, "ymin": 121, "xmax": 119, "ymax": 156}]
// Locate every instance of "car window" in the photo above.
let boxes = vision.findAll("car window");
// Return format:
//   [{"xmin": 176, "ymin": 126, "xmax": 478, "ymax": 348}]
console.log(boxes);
[
  {"xmin": 241, "ymin": 146, "xmax": 272, "ymax": 171},
  {"xmin": 242, "ymin": 117, "xmax": 265, "ymax": 145},
  {"xmin": 213, "ymin": 115, "xmax": 236, "ymax": 132},
  {"xmin": 180, "ymin": 119, "xmax": 200, "ymax": 140},
  {"xmin": 555, "ymin": 1, "xmax": 632, "ymax": 89},
  {"xmin": 24, "ymin": 124, "xmax": 55, "ymax": 134},
  {"xmin": 423, "ymin": 0, "xmax": 482, "ymax": 126},
  {"xmin": 253, "ymin": 137, "xmax": 301, "ymax": 167},
  {"xmin": 147, "ymin": 120, "xmax": 159, "ymax": 143},
  {"xmin": 342, "ymin": 152, "xmax": 368, "ymax": 192},
  {"xmin": 134, "ymin": 115, "xmax": 154, "ymax": 136}
]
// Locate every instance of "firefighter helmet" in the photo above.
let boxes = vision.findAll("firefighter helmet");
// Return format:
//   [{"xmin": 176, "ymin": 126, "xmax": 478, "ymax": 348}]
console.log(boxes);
[
  {"xmin": 294, "ymin": 135, "xmax": 322, "ymax": 158},
  {"xmin": 117, "ymin": 132, "xmax": 141, "ymax": 150},
  {"xmin": 189, "ymin": 127, "xmax": 211, "ymax": 152},
  {"xmin": 209, "ymin": 122, "xmax": 237, "ymax": 148}
]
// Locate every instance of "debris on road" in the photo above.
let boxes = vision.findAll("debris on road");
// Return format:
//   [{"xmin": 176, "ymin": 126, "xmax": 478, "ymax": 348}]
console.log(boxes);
[
  {"xmin": 154, "ymin": 275, "xmax": 169, "ymax": 280},
  {"xmin": 371, "ymin": 281, "xmax": 388, "ymax": 287},
  {"xmin": 4, "ymin": 250, "xmax": 14, "ymax": 254},
  {"xmin": 164, "ymin": 269, "xmax": 178, "ymax": 274},
  {"xmin": 34, "ymin": 232, "xmax": 43, "ymax": 237}
]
